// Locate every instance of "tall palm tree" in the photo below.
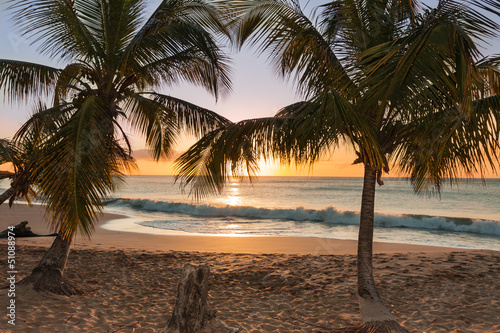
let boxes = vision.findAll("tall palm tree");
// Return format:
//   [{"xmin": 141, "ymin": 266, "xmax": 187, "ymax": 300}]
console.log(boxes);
[
  {"xmin": 175, "ymin": 0, "xmax": 500, "ymax": 331},
  {"xmin": 0, "ymin": 0, "xmax": 231, "ymax": 295}
]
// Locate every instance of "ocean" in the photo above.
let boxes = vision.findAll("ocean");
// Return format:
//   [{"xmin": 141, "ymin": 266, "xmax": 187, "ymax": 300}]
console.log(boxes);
[{"xmin": 100, "ymin": 176, "xmax": 500, "ymax": 251}]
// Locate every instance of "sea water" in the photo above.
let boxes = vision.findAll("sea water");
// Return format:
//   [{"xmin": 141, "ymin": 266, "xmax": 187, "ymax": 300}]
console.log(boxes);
[{"xmin": 100, "ymin": 176, "xmax": 500, "ymax": 251}]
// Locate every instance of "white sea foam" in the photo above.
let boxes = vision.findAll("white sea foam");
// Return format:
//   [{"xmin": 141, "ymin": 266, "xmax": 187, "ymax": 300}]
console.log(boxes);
[{"xmin": 106, "ymin": 198, "xmax": 500, "ymax": 236}]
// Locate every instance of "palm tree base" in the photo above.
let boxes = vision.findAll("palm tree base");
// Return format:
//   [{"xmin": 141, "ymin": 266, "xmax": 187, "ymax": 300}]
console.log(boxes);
[
  {"xmin": 326, "ymin": 320, "xmax": 408, "ymax": 333},
  {"xmin": 17, "ymin": 234, "xmax": 82, "ymax": 296},
  {"xmin": 18, "ymin": 266, "xmax": 83, "ymax": 296}
]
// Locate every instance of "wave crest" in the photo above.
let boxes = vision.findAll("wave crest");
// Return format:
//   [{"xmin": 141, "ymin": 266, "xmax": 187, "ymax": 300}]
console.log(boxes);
[{"xmin": 105, "ymin": 198, "xmax": 500, "ymax": 236}]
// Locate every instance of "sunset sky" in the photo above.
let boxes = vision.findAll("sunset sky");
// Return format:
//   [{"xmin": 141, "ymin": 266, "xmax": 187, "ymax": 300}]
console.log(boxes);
[{"xmin": 1, "ymin": 0, "xmax": 499, "ymax": 178}]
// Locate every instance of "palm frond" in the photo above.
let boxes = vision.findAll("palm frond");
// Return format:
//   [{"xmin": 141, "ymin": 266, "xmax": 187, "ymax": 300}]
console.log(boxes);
[
  {"xmin": 477, "ymin": 55, "xmax": 500, "ymax": 95},
  {"xmin": 150, "ymin": 92, "xmax": 231, "ymax": 136},
  {"xmin": 53, "ymin": 62, "xmax": 95, "ymax": 105},
  {"xmin": 359, "ymin": 0, "xmax": 500, "ymax": 127},
  {"xmin": 14, "ymin": 102, "xmax": 75, "ymax": 143},
  {"xmin": 175, "ymin": 88, "xmax": 381, "ymax": 198},
  {"xmin": 34, "ymin": 96, "xmax": 135, "ymax": 239},
  {"xmin": 124, "ymin": 92, "xmax": 230, "ymax": 160},
  {"xmin": 221, "ymin": 0, "xmax": 352, "ymax": 96},
  {"xmin": 395, "ymin": 94, "xmax": 500, "ymax": 194},
  {"xmin": 8, "ymin": 0, "xmax": 103, "ymax": 61},
  {"xmin": 174, "ymin": 117, "xmax": 278, "ymax": 199},
  {"xmin": 0, "ymin": 59, "xmax": 61, "ymax": 102},
  {"xmin": 122, "ymin": 0, "xmax": 231, "ymax": 97},
  {"xmin": 0, "ymin": 139, "xmax": 15, "ymax": 167},
  {"xmin": 124, "ymin": 93, "xmax": 181, "ymax": 160},
  {"xmin": 79, "ymin": 0, "xmax": 144, "ymax": 65}
]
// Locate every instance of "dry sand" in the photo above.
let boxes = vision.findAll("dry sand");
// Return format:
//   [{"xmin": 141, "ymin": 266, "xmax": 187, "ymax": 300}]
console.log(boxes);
[{"xmin": 0, "ymin": 204, "xmax": 499, "ymax": 332}]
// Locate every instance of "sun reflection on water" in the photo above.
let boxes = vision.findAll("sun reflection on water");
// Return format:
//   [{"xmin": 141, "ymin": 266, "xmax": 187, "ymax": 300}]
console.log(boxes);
[{"xmin": 221, "ymin": 182, "xmax": 242, "ymax": 206}]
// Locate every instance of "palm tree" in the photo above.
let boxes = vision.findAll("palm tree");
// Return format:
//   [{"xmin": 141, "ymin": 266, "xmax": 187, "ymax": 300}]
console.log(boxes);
[
  {"xmin": 0, "ymin": 138, "xmax": 38, "ymax": 206},
  {"xmin": 0, "ymin": 102, "xmax": 58, "ymax": 207},
  {"xmin": 0, "ymin": 0, "xmax": 231, "ymax": 295},
  {"xmin": 175, "ymin": 0, "xmax": 500, "ymax": 331}
]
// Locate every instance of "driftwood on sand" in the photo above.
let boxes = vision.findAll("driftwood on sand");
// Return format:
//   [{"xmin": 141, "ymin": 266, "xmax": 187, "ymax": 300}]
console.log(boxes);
[
  {"xmin": 162, "ymin": 264, "xmax": 239, "ymax": 333},
  {"xmin": 0, "ymin": 221, "xmax": 58, "ymax": 238}
]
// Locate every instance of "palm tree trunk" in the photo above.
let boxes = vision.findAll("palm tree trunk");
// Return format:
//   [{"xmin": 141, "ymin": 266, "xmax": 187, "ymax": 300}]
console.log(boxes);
[
  {"xmin": 18, "ymin": 233, "xmax": 82, "ymax": 295},
  {"xmin": 0, "ymin": 187, "xmax": 15, "ymax": 205},
  {"xmin": 356, "ymin": 164, "xmax": 407, "ymax": 332}
]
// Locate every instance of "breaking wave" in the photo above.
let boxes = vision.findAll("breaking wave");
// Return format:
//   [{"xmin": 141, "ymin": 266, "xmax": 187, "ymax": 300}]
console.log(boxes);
[{"xmin": 105, "ymin": 198, "xmax": 500, "ymax": 236}]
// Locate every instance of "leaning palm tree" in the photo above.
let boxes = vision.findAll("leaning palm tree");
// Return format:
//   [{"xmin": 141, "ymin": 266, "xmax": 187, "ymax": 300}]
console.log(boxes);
[
  {"xmin": 1, "ymin": 0, "xmax": 231, "ymax": 295},
  {"xmin": 175, "ymin": 0, "xmax": 500, "ymax": 331}
]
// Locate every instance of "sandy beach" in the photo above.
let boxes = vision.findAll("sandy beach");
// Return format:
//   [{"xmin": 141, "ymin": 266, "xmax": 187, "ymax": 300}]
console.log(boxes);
[{"xmin": 1, "ymin": 204, "xmax": 499, "ymax": 332}]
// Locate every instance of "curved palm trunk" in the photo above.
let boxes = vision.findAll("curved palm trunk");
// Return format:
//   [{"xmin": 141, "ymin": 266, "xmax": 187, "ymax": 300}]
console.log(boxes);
[
  {"xmin": 18, "ymin": 233, "xmax": 82, "ymax": 295},
  {"xmin": 356, "ymin": 164, "xmax": 407, "ymax": 332},
  {"xmin": 0, "ymin": 187, "xmax": 15, "ymax": 205}
]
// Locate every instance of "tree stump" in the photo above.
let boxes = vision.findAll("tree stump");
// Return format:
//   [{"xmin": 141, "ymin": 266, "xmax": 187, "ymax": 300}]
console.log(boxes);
[{"xmin": 162, "ymin": 264, "xmax": 239, "ymax": 333}]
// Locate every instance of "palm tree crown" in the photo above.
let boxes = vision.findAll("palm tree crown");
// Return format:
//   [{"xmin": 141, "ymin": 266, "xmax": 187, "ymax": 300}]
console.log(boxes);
[
  {"xmin": 177, "ymin": 0, "xmax": 500, "ymax": 194},
  {"xmin": 0, "ymin": 0, "xmax": 232, "ymax": 239}
]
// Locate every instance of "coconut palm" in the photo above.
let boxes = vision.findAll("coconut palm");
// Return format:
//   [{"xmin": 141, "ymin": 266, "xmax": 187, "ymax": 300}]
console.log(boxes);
[
  {"xmin": 1, "ymin": 0, "xmax": 231, "ymax": 295},
  {"xmin": 175, "ymin": 0, "xmax": 500, "ymax": 331}
]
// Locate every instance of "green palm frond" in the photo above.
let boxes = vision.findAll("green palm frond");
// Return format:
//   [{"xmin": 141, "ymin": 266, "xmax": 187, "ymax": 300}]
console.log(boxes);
[
  {"xmin": 122, "ymin": 0, "xmax": 231, "ymax": 97},
  {"xmin": 9, "ymin": 0, "xmax": 103, "ymax": 61},
  {"xmin": 175, "ymin": 87, "xmax": 382, "ymax": 198},
  {"xmin": 395, "ymin": 93, "xmax": 500, "ymax": 193},
  {"xmin": 81, "ymin": 0, "xmax": 144, "ymax": 64},
  {"xmin": 150, "ymin": 93, "xmax": 231, "ymax": 136},
  {"xmin": 220, "ymin": 0, "xmax": 352, "ymax": 96},
  {"xmin": 124, "ymin": 93, "xmax": 180, "ymax": 160},
  {"xmin": 34, "ymin": 96, "xmax": 136, "ymax": 239},
  {"xmin": 360, "ymin": 0, "xmax": 500, "ymax": 127},
  {"xmin": 138, "ymin": 48, "xmax": 232, "ymax": 98},
  {"xmin": 124, "ymin": 92, "xmax": 230, "ymax": 160},
  {"xmin": 276, "ymin": 89, "xmax": 382, "ymax": 167},
  {"xmin": 175, "ymin": 118, "xmax": 277, "ymax": 199},
  {"xmin": 319, "ymin": 0, "xmax": 419, "ymax": 54},
  {"xmin": 15, "ymin": 103, "xmax": 75, "ymax": 142},
  {"xmin": 477, "ymin": 55, "xmax": 500, "ymax": 95},
  {"xmin": 0, "ymin": 60, "xmax": 61, "ymax": 102},
  {"xmin": 1, "ymin": 102, "xmax": 53, "ymax": 206},
  {"xmin": 53, "ymin": 63, "xmax": 95, "ymax": 105}
]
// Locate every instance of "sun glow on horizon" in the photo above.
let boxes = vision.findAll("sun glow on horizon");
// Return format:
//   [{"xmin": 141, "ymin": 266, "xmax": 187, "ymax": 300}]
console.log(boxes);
[{"xmin": 132, "ymin": 148, "xmax": 500, "ymax": 179}]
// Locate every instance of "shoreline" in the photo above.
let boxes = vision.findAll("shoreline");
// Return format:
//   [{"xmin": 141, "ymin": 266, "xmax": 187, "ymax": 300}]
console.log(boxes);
[{"xmin": 1, "ymin": 203, "xmax": 465, "ymax": 254}]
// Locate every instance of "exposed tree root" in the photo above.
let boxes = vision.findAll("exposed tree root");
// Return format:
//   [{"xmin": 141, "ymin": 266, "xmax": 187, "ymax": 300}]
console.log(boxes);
[{"xmin": 17, "ymin": 266, "xmax": 83, "ymax": 296}]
